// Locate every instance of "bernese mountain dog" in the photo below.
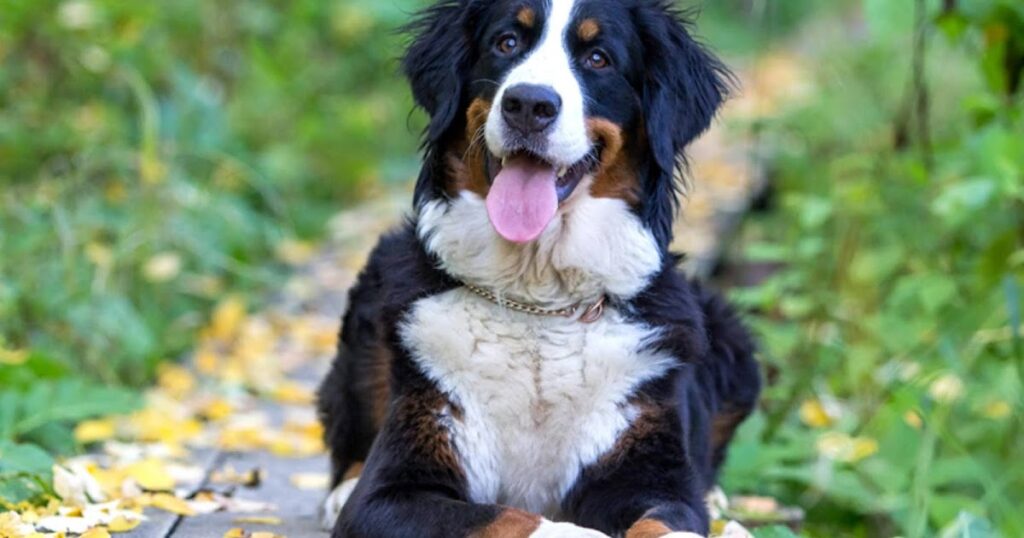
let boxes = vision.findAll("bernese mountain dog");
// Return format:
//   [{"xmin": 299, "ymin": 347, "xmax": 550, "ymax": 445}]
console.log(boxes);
[{"xmin": 317, "ymin": 1, "xmax": 761, "ymax": 536}]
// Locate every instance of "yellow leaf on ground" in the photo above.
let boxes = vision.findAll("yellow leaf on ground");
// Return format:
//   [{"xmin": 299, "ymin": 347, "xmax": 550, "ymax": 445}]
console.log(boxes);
[
  {"xmin": 209, "ymin": 296, "xmax": 247, "ymax": 342},
  {"xmin": 289, "ymin": 473, "xmax": 329, "ymax": 491},
  {"xmin": 270, "ymin": 382, "xmax": 314, "ymax": 405},
  {"xmin": 275, "ymin": 239, "xmax": 316, "ymax": 265},
  {"xmin": 81, "ymin": 528, "xmax": 111, "ymax": 538},
  {"xmin": 74, "ymin": 419, "xmax": 117, "ymax": 444},
  {"xmin": 124, "ymin": 459, "xmax": 175, "ymax": 491},
  {"xmin": 195, "ymin": 348, "xmax": 221, "ymax": 375},
  {"xmin": 108, "ymin": 516, "xmax": 141, "ymax": 532},
  {"xmin": 223, "ymin": 529, "xmax": 246, "ymax": 538},
  {"xmin": 233, "ymin": 516, "xmax": 282, "ymax": 525},
  {"xmin": 200, "ymin": 398, "xmax": 234, "ymax": 421},
  {"xmin": 157, "ymin": 364, "xmax": 196, "ymax": 398},
  {"xmin": 251, "ymin": 532, "xmax": 284, "ymax": 538},
  {"xmin": 150, "ymin": 494, "xmax": 195, "ymax": 516}
]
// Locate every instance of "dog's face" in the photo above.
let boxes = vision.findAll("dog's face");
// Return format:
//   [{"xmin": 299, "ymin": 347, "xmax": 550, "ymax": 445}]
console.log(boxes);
[{"xmin": 405, "ymin": 0, "xmax": 730, "ymax": 249}]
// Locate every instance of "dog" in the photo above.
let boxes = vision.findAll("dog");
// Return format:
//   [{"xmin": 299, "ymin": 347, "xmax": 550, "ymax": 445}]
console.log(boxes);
[{"xmin": 316, "ymin": 1, "xmax": 761, "ymax": 536}]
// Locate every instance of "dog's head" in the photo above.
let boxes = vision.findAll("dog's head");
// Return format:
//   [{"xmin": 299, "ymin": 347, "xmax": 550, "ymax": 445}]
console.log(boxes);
[{"xmin": 404, "ymin": 0, "xmax": 730, "ymax": 250}]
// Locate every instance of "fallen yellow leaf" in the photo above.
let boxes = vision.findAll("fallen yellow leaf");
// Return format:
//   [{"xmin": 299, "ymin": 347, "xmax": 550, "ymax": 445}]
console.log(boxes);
[
  {"xmin": 157, "ymin": 364, "xmax": 196, "ymax": 398},
  {"xmin": 108, "ymin": 516, "xmax": 141, "ymax": 532},
  {"xmin": 209, "ymin": 296, "xmax": 247, "ymax": 342},
  {"xmin": 289, "ymin": 473, "xmax": 329, "ymax": 491},
  {"xmin": 275, "ymin": 239, "xmax": 316, "ymax": 265},
  {"xmin": 251, "ymin": 532, "xmax": 284, "ymax": 538},
  {"xmin": 81, "ymin": 528, "xmax": 111, "ymax": 538},
  {"xmin": 223, "ymin": 529, "xmax": 247, "ymax": 538},
  {"xmin": 150, "ymin": 494, "xmax": 195, "ymax": 516},
  {"xmin": 124, "ymin": 459, "xmax": 175, "ymax": 491},
  {"xmin": 270, "ymin": 382, "xmax": 314, "ymax": 405},
  {"xmin": 200, "ymin": 398, "xmax": 234, "ymax": 421},
  {"xmin": 233, "ymin": 516, "xmax": 282, "ymax": 525}
]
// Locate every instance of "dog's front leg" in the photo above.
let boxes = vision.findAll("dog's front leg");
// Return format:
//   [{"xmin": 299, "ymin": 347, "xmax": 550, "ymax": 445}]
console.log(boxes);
[
  {"xmin": 333, "ymin": 387, "xmax": 608, "ymax": 538},
  {"xmin": 562, "ymin": 400, "xmax": 710, "ymax": 538}
]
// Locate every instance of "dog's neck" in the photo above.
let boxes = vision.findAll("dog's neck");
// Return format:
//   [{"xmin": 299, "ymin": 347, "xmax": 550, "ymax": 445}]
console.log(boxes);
[{"xmin": 417, "ymin": 183, "xmax": 663, "ymax": 311}]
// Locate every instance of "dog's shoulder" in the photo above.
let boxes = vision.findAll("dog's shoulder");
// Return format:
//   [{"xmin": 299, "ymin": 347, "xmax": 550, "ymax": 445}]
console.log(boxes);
[{"xmin": 344, "ymin": 218, "xmax": 458, "ymax": 333}]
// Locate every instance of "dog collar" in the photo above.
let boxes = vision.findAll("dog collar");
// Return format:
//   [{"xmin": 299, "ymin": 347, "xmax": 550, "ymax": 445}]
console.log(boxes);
[{"xmin": 462, "ymin": 283, "xmax": 606, "ymax": 323}]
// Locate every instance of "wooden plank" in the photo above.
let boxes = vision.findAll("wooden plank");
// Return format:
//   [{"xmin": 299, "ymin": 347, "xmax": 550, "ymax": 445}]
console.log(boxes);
[
  {"xmin": 168, "ymin": 451, "xmax": 328, "ymax": 538},
  {"xmin": 121, "ymin": 449, "xmax": 224, "ymax": 538}
]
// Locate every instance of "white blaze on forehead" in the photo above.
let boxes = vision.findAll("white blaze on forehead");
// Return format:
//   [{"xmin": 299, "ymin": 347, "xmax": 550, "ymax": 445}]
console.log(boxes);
[{"xmin": 485, "ymin": 0, "xmax": 590, "ymax": 167}]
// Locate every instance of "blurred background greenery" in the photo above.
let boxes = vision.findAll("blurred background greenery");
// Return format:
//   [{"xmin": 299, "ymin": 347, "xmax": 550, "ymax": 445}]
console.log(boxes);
[{"xmin": 0, "ymin": 0, "xmax": 1021, "ymax": 536}]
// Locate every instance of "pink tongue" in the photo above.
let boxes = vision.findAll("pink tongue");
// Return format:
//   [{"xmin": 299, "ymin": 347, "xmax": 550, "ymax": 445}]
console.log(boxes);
[{"xmin": 486, "ymin": 155, "xmax": 558, "ymax": 244}]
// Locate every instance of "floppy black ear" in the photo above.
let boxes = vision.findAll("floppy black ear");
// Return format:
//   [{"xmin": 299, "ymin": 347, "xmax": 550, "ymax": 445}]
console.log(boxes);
[
  {"xmin": 635, "ymin": 2, "xmax": 733, "ymax": 247},
  {"xmin": 402, "ymin": 1, "xmax": 469, "ymax": 144}
]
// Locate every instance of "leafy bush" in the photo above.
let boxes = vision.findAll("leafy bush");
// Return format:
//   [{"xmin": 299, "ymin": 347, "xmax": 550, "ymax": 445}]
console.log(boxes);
[
  {"xmin": 723, "ymin": 1, "xmax": 1023, "ymax": 536},
  {"xmin": 0, "ymin": 0, "xmax": 424, "ymax": 498},
  {"xmin": 0, "ymin": 0, "xmax": 425, "ymax": 385}
]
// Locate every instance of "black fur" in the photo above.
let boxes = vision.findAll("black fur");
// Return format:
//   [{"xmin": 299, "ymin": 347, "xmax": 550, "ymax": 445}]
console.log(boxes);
[
  {"xmin": 634, "ymin": 1, "xmax": 734, "ymax": 247},
  {"xmin": 318, "ymin": 2, "xmax": 759, "ymax": 536}
]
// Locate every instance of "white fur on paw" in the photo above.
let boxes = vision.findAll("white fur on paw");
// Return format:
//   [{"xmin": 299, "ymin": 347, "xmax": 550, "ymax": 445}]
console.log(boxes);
[
  {"xmin": 529, "ymin": 520, "xmax": 610, "ymax": 538},
  {"xmin": 319, "ymin": 477, "xmax": 358, "ymax": 531},
  {"xmin": 662, "ymin": 533, "xmax": 706, "ymax": 538}
]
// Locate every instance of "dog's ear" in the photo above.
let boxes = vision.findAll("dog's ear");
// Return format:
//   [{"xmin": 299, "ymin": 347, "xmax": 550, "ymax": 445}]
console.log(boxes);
[
  {"xmin": 635, "ymin": 3, "xmax": 733, "ymax": 246},
  {"xmin": 402, "ymin": 1, "xmax": 469, "ymax": 144}
]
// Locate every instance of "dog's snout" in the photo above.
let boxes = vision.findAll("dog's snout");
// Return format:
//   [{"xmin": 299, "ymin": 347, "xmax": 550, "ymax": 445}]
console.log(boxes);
[{"xmin": 501, "ymin": 84, "xmax": 562, "ymax": 134}]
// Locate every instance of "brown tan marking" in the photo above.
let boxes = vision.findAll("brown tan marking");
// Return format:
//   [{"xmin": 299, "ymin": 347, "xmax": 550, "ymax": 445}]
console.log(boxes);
[
  {"xmin": 368, "ymin": 344, "xmax": 394, "ymax": 430},
  {"xmin": 711, "ymin": 408, "xmax": 747, "ymax": 453},
  {"xmin": 392, "ymin": 387, "xmax": 464, "ymax": 475},
  {"xmin": 578, "ymin": 18, "xmax": 600, "ymax": 42},
  {"xmin": 587, "ymin": 118, "xmax": 641, "ymax": 205},
  {"xmin": 342, "ymin": 461, "xmax": 364, "ymax": 481},
  {"xmin": 625, "ymin": 518, "xmax": 674, "ymax": 538},
  {"xmin": 517, "ymin": 7, "xmax": 536, "ymax": 28},
  {"xmin": 470, "ymin": 508, "xmax": 542, "ymax": 538},
  {"xmin": 447, "ymin": 98, "xmax": 492, "ymax": 197}
]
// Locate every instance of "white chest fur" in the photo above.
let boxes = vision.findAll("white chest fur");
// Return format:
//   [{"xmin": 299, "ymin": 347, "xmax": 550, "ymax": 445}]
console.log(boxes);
[{"xmin": 401, "ymin": 289, "xmax": 675, "ymax": 517}]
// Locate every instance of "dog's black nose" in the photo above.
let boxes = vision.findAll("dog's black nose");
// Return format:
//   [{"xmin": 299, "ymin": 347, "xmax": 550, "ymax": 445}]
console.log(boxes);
[{"xmin": 501, "ymin": 84, "xmax": 561, "ymax": 134}]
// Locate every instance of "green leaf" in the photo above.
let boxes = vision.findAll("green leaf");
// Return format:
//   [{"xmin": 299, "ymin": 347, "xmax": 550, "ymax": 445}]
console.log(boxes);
[
  {"xmin": 938, "ymin": 511, "xmax": 997, "ymax": 538},
  {"xmin": 753, "ymin": 526, "xmax": 800, "ymax": 538},
  {"xmin": 7, "ymin": 380, "xmax": 139, "ymax": 439},
  {"xmin": 0, "ymin": 441, "xmax": 53, "ymax": 475},
  {"xmin": 863, "ymin": 0, "xmax": 915, "ymax": 40}
]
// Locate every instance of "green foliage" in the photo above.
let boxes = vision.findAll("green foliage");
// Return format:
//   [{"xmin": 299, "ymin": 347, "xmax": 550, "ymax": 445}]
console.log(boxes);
[
  {"xmin": 0, "ymin": 441, "xmax": 55, "ymax": 507},
  {"xmin": 0, "ymin": 0, "xmax": 426, "ymax": 386},
  {"xmin": 723, "ymin": 1, "xmax": 1023, "ymax": 536},
  {"xmin": 0, "ymin": 353, "xmax": 138, "ymax": 503},
  {"xmin": 0, "ymin": 0, "xmax": 425, "ymax": 497}
]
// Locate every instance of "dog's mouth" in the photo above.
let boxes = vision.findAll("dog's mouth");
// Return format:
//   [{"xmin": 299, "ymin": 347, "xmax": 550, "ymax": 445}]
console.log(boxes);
[{"xmin": 483, "ymin": 148, "xmax": 600, "ymax": 244}]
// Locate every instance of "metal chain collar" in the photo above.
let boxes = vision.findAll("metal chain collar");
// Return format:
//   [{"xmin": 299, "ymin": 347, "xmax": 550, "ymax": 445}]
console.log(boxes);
[{"xmin": 462, "ymin": 283, "xmax": 606, "ymax": 323}]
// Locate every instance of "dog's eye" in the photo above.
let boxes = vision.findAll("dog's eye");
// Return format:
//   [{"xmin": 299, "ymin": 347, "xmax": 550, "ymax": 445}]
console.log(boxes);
[
  {"xmin": 584, "ymin": 50, "xmax": 611, "ymax": 70},
  {"xmin": 496, "ymin": 33, "xmax": 519, "ymax": 56}
]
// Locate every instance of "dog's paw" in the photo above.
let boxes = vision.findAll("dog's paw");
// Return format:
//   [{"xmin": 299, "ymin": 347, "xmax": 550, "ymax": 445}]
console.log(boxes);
[
  {"xmin": 529, "ymin": 520, "xmax": 610, "ymax": 538},
  {"xmin": 319, "ymin": 477, "xmax": 359, "ymax": 531}
]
